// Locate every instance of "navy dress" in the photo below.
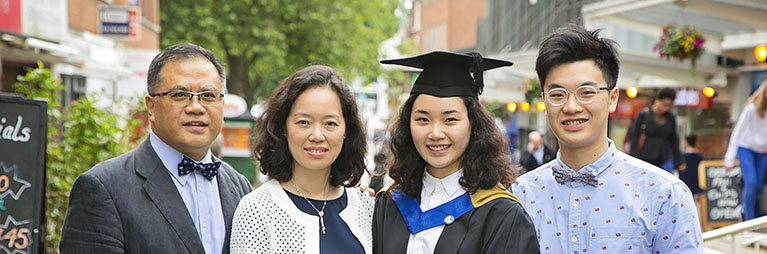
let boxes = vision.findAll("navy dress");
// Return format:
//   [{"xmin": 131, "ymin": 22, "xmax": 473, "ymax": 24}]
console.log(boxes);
[{"xmin": 285, "ymin": 189, "xmax": 365, "ymax": 254}]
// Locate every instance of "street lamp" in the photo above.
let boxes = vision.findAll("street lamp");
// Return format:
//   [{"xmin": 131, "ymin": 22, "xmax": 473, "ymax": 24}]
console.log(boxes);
[
  {"xmin": 626, "ymin": 87, "xmax": 638, "ymax": 99},
  {"xmin": 521, "ymin": 102, "xmax": 530, "ymax": 112},
  {"xmin": 536, "ymin": 102, "xmax": 546, "ymax": 111},
  {"xmin": 756, "ymin": 44, "xmax": 767, "ymax": 62},
  {"xmin": 702, "ymin": 87, "xmax": 715, "ymax": 98},
  {"xmin": 506, "ymin": 102, "xmax": 517, "ymax": 112}
]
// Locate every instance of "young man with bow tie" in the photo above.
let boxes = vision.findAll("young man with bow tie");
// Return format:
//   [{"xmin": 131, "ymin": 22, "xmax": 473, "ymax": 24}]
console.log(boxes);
[
  {"xmin": 511, "ymin": 25, "xmax": 703, "ymax": 253},
  {"xmin": 60, "ymin": 44, "xmax": 252, "ymax": 254}
]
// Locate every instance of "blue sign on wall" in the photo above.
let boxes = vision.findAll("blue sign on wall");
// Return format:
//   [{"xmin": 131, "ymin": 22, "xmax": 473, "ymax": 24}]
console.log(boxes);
[{"xmin": 753, "ymin": 70, "xmax": 767, "ymax": 93}]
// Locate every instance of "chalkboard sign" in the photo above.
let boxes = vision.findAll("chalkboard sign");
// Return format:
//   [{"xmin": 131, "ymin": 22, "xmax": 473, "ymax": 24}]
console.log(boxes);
[
  {"xmin": 699, "ymin": 160, "xmax": 741, "ymax": 228},
  {"xmin": 0, "ymin": 95, "xmax": 47, "ymax": 254}
]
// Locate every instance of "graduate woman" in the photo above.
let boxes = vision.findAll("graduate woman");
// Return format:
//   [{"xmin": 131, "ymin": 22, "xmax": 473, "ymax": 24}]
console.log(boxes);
[
  {"xmin": 230, "ymin": 65, "xmax": 373, "ymax": 253},
  {"xmin": 373, "ymin": 51, "xmax": 540, "ymax": 254}
]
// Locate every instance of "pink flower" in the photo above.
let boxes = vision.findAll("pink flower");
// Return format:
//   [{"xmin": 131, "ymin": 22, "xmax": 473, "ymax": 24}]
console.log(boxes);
[{"xmin": 694, "ymin": 39, "xmax": 704, "ymax": 48}]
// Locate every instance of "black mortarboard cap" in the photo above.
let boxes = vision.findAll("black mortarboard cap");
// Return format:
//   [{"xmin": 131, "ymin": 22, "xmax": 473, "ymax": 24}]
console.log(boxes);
[{"xmin": 380, "ymin": 51, "xmax": 512, "ymax": 98}]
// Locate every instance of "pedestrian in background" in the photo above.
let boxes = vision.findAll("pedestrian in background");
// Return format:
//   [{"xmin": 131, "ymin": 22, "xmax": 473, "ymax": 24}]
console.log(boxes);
[
  {"xmin": 512, "ymin": 25, "xmax": 702, "ymax": 253},
  {"xmin": 519, "ymin": 131, "xmax": 555, "ymax": 175},
  {"xmin": 60, "ymin": 44, "xmax": 252, "ymax": 254},
  {"xmin": 680, "ymin": 134, "xmax": 704, "ymax": 195},
  {"xmin": 230, "ymin": 65, "xmax": 372, "ymax": 253},
  {"xmin": 724, "ymin": 80, "xmax": 767, "ymax": 221},
  {"xmin": 368, "ymin": 152, "xmax": 388, "ymax": 193},
  {"xmin": 629, "ymin": 87, "xmax": 685, "ymax": 173},
  {"xmin": 374, "ymin": 51, "xmax": 539, "ymax": 254}
]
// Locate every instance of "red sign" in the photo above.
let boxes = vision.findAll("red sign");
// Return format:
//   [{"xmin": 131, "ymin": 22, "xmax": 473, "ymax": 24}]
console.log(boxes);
[
  {"xmin": 612, "ymin": 95, "xmax": 648, "ymax": 118},
  {"xmin": 674, "ymin": 88, "xmax": 711, "ymax": 109},
  {"xmin": 0, "ymin": 0, "xmax": 21, "ymax": 34}
]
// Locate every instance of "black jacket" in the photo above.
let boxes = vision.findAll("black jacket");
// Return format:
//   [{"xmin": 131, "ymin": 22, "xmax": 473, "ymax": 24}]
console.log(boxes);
[{"xmin": 519, "ymin": 145, "xmax": 556, "ymax": 174}]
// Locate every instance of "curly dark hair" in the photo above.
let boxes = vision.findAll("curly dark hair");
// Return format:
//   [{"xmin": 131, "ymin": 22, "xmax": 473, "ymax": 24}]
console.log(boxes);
[
  {"xmin": 387, "ymin": 94, "xmax": 514, "ymax": 196},
  {"xmin": 253, "ymin": 65, "xmax": 366, "ymax": 187}
]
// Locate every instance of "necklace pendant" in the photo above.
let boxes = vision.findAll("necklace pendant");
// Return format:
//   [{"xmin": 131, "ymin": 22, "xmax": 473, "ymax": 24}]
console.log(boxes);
[{"xmin": 319, "ymin": 215, "xmax": 326, "ymax": 235}]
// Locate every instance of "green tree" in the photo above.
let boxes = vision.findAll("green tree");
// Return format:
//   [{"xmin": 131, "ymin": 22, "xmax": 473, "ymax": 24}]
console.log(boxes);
[
  {"xmin": 14, "ymin": 62, "xmax": 145, "ymax": 253},
  {"xmin": 161, "ymin": 0, "xmax": 400, "ymax": 106}
]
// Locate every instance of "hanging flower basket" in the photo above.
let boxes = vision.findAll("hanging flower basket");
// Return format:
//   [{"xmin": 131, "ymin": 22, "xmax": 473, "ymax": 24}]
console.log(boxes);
[
  {"xmin": 653, "ymin": 25, "xmax": 705, "ymax": 72},
  {"xmin": 523, "ymin": 79, "xmax": 541, "ymax": 104}
]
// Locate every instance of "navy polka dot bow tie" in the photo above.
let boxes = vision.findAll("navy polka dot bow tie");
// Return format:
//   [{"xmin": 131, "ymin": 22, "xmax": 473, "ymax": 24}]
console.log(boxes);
[
  {"xmin": 178, "ymin": 155, "xmax": 221, "ymax": 180},
  {"xmin": 551, "ymin": 165, "xmax": 598, "ymax": 187}
]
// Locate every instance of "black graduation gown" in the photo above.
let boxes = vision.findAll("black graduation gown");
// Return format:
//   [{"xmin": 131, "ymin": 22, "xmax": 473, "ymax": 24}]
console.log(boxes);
[{"xmin": 372, "ymin": 188, "xmax": 540, "ymax": 254}]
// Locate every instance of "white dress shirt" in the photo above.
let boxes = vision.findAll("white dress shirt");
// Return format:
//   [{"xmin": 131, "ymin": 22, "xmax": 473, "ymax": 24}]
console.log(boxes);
[
  {"xmin": 533, "ymin": 145, "xmax": 545, "ymax": 165},
  {"xmin": 406, "ymin": 168, "xmax": 466, "ymax": 254}
]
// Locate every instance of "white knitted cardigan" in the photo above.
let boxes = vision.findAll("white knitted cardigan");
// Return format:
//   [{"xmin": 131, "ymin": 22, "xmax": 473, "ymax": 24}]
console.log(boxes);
[{"xmin": 230, "ymin": 179, "xmax": 374, "ymax": 254}]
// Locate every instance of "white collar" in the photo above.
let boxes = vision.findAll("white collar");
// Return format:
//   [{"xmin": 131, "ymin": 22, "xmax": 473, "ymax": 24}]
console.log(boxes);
[
  {"xmin": 149, "ymin": 131, "xmax": 213, "ymax": 186},
  {"xmin": 422, "ymin": 168, "xmax": 464, "ymax": 197}
]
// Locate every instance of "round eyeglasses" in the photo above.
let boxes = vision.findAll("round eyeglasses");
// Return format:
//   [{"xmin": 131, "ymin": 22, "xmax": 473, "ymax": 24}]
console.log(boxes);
[
  {"xmin": 541, "ymin": 85, "xmax": 609, "ymax": 106},
  {"xmin": 151, "ymin": 90, "xmax": 225, "ymax": 105}
]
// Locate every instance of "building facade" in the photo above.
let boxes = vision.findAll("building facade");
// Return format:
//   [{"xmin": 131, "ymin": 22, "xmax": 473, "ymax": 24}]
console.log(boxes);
[{"xmin": 1, "ymin": 0, "xmax": 160, "ymax": 108}]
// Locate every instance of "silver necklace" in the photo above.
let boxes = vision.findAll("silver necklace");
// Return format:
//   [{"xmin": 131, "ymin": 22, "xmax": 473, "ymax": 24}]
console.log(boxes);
[{"xmin": 290, "ymin": 180, "xmax": 328, "ymax": 234}]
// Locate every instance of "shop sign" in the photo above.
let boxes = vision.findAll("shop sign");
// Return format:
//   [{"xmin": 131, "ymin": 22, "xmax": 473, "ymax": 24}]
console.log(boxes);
[
  {"xmin": 674, "ymin": 88, "xmax": 710, "ymax": 109},
  {"xmin": 612, "ymin": 95, "xmax": 647, "ymax": 118},
  {"xmin": 223, "ymin": 94, "xmax": 248, "ymax": 118},
  {"xmin": 98, "ymin": 7, "xmax": 140, "ymax": 40},
  {"xmin": 221, "ymin": 121, "xmax": 252, "ymax": 158},
  {"xmin": 0, "ymin": 0, "xmax": 21, "ymax": 34}
]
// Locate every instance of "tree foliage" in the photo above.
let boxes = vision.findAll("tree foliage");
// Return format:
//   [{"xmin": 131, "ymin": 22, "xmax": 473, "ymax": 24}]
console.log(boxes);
[
  {"xmin": 14, "ymin": 63, "xmax": 145, "ymax": 253},
  {"xmin": 161, "ymin": 0, "xmax": 400, "ymax": 106}
]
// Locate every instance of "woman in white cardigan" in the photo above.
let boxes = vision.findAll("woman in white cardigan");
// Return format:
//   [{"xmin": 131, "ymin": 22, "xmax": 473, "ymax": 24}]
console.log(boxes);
[
  {"xmin": 231, "ymin": 65, "xmax": 373, "ymax": 253},
  {"xmin": 724, "ymin": 80, "xmax": 767, "ymax": 221}
]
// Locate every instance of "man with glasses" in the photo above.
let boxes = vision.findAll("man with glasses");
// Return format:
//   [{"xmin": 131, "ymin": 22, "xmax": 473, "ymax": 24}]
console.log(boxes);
[
  {"xmin": 511, "ymin": 25, "xmax": 703, "ymax": 253},
  {"xmin": 60, "ymin": 44, "xmax": 252, "ymax": 254}
]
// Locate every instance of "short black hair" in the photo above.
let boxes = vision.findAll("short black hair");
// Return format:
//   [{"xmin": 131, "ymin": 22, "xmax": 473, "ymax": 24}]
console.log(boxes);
[
  {"xmin": 147, "ymin": 43, "xmax": 226, "ymax": 94},
  {"xmin": 536, "ymin": 25, "xmax": 620, "ymax": 90},
  {"xmin": 656, "ymin": 87, "xmax": 677, "ymax": 101},
  {"xmin": 685, "ymin": 134, "xmax": 697, "ymax": 147}
]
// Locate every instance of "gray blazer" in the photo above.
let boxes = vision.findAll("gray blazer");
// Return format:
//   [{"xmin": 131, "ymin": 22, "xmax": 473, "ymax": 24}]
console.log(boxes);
[{"xmin": 60, "ymin": 138, "xmax": 252, "ymax": 254}]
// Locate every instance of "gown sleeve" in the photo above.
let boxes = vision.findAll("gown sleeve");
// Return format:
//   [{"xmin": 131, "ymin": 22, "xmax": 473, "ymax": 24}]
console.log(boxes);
[{"xmin": 478, "ymin": 200, "xmax": 540, "ymax": 254}]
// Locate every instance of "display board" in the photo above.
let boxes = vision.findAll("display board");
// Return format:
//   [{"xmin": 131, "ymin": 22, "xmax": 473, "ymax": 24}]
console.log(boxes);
[
  {"xmin": 0, "ymin": 95, "xmax": 47, "ymax": 253},
  {"xmin": 699, "ymin": 160, "xmax": 741, "ymax": 230}
]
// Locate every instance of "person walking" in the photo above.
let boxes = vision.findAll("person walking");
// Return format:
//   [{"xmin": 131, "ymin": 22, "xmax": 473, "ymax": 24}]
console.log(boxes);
[
  {"xmin": 629, "ymin": 88, "xmax": 685, "ymax": 173},
  {"xmin": 724, "ymin": 80, "xmax": 767, "ymax": 221}
]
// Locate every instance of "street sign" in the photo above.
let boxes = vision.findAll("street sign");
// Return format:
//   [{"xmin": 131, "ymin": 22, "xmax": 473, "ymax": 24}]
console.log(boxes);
[
  {"xmin": 98, "ymin": 6, "xmax": 140, "ymax": 40},
  {"xmin": 0, "ymin": 94, "xmax": 47, "ymax": 254}
]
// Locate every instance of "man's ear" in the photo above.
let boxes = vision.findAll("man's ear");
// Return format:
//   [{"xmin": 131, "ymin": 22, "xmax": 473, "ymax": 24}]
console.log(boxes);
[
  {"xmin": 608, "ymin": 87, "xmax": 620, "ymax": 113},
  {"xmin": 145, "ymin": 95, "xmax": 156, "ymax": 123}
]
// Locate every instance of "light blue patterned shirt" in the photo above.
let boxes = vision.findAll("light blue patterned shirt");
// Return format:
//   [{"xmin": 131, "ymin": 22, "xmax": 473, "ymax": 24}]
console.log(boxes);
[
  {"xmin": 512, "ymin": 139, "xmax": 703, "ymax": 253},
  {"xmin": 150, "ymin": 132, "xmax": 225, "ymax": 254}
]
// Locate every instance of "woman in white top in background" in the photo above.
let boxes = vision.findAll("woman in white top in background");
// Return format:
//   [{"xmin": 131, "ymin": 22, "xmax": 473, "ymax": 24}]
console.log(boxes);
[
  {"xmin": 725, "ymin": 80, "xmax": 767, "ymax": 221},
  {"xmin": 230, "ymin": 65, "xmax": 372, "ymax": 253}
]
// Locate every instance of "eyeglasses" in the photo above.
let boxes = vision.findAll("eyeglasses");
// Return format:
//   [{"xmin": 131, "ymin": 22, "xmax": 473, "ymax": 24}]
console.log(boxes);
[
  {"xmin": 541, "ymin": 85, "xmax": 609, "ymax": 106},
  {"xmin": 151, "ymin": 90, "xmax": 225, "ymax": 105}
]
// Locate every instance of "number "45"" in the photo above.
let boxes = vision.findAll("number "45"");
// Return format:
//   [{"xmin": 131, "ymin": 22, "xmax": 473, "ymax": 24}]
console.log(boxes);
[{"xmin": 0, "ymin": 227, "xmax": 29, "ymax": 250}]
